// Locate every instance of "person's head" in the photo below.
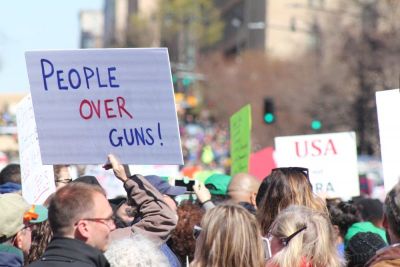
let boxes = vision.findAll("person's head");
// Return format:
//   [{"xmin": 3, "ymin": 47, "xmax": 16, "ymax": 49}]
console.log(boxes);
[
  {"xmin": 327, "ymin": 200, "xmax": 362, "ymax": 240},
  {"xmin": 345, "ymin": 232, "xmax": 386, "ymax": 267},
  {"xmin": 228, "ymin": 173, "xmax": 261, "ymax": 206},
  {"xmin": 105, "ymin": 235, "xmax": 169, "ymax": 267},
  {"xmin": 356, "ymin": 198, "xmax": 384, "ymax": 228},
  {"xmin": 53, "ymin": 165, "xmax": 72, "ymax": 189},
  {"xmin": 145, "ymin": 175, "xmax": 186, "ymax": 212},
  {"xmin": 383, "ymin": 182, "xmax": 400, "ymax": 244},
  {"xmin": 109, "ymin": 197, "xmax": 136, "ymax": 228},
  {"xmin": 192, "ymin": 203, "xmax": 265, "ymax": 267},
  {"xmin": 256, "ymin": 167, "xmax": 327, "ymax": 235},
  {"xmin": 0, "ymin": 163, "xmax": 21, "ymax": 185},
  {"xmin": 256, "ymin": 175, "xmax": 272, "ymax": 208},
  {"xmin": 267, "ymin": 205, "xmax": 343, "ymax": 267},
  {"xmin": 0, "ymin": 193, "xmax": 32, "ymax": 256},
  {"xmin": 170, "ymin": 201, "xmax": 204, "ymax": 262},
  {"xmin": 48, "ymin": 182, "xmax": 115, "ymax": 252}
]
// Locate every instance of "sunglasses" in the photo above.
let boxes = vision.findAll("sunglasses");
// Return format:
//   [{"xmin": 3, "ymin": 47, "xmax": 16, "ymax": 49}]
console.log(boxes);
[
  {"xmin": 267, "ymin": 225, "xmax": 307, "ymax": 247},
  {"xmin": 193, "ymin": 225, "xmax": 202, "ymax": 239}
]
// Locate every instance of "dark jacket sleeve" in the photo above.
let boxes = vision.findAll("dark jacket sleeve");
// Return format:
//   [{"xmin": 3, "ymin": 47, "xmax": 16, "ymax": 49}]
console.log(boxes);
[{"xmin": 110, "ymin": 174, "xmax": 177, "ymax": 244}]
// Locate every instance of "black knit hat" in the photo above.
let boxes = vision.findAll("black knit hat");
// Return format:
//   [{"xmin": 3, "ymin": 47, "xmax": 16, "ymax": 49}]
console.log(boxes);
[{"xmin": 346, "ymin": 232, "xmax": 386, "ymax": 267}]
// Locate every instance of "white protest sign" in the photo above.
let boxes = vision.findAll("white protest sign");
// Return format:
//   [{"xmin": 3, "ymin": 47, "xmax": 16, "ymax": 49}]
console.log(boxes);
[
  {"xmin": 129, "ymin": 164, "xmax": 180, "ymax": 177},
  {"xmin": 16, "ymin": 95, "xmax": 55, "ymax": 204},
  {"xmin": 275, "ymin": 132, "xmax": 359, "ymax": 199},
  {"xmin": 84, "ymin": 165, "xmax": 126, "ymax": 199},
  {"xmin": 25, "ymin": 48, "xmax": 183, "ymax": 165},
  {"xmin": 376, "ymin": 89, "xmax": 400, "ymax": 192}
]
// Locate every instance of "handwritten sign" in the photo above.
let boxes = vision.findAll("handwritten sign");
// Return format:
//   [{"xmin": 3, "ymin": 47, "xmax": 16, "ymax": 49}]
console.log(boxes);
[
  {"xmin": 376, "ymin": 89, "xmax": 400, "ymax": 192},
  {"xmin": 25, "ymin": 48, "xmax": 183, "ymax": 165},
  {"xmin": 275, "ymin": 132, "xmax": 359, "ymax": 199},
  {"xmin": 16, "ymin": 95, "xmax": 55, "ymax": 204},
  {"xmin": 230, "ymin": 105, "xmax": 251, "ymax": 176}
]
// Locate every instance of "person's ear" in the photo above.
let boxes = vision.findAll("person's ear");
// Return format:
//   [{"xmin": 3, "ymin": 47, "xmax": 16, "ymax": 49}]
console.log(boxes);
[
  {"xmin": 332, "ymin": 224, "xmax": 342, "ymax": 242},
  {"xmin": 250, "ymin": 192, "xmax": 257, "ymax": 208},
  {"xmin": 383, "ymin": 215, "xmax": 389, "ymax": 230},
  {"xmin": 75, "ymin": 220, "xmax": 90, "ymax": 240},
  {"xmin": 13, "ymin": 231, "xmax": 24, "ymax": 250}
]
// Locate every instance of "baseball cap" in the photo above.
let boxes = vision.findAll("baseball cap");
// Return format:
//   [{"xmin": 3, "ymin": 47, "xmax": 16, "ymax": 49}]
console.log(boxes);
[
  {"xmin": 204, "ymin": 174, "xmax": 232, "ymax": 195},
  {"xmin": 0, "ymin": 193, "xmax": 30, "ymax": 239},
  {"xmin": 145, "ymin": 175, "xmax": 186, "ymax": 196},
  {"xmin": 26, "ymin": 205, "xmax": 48, "ymax": 224}
]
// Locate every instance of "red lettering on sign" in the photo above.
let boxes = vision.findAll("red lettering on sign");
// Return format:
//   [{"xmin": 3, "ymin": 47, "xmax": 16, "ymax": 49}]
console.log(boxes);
[
  {"xmin": 78, "ymin": 97, "xmax": 133, "ymax": 120},
  {"xmin": 295, "ymin": 138, "xmax": 338, "ymax": 158}
]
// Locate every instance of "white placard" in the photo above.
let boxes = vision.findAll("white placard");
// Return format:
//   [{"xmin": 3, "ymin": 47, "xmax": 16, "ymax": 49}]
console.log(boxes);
[
  {"xmin": 84, "ymin": 165, "xmax": 126, "ymax": 199},
  {"xmin": 16, "ymin": 95, "xmax": 55, "ymax": 204},
  {"xmin": 275, "ymin": 132, "xmax": 359, "ymax": 199},
  {"xmin": 25, "ymin": 48, "xmax": 183, "ymax": 165},
  {"xmin": 129, "ymin": 164, "xmax": 180, "ymax": 178},
  {"xmin": 376, "ymin": 89, "xmax": 400, "ymax": 192}
]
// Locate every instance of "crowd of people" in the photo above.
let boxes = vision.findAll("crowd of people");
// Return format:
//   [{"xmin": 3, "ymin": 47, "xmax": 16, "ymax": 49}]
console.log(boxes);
[{"xmin": 1, "ymin": 155, "xmax": 400, "ymax": 267}]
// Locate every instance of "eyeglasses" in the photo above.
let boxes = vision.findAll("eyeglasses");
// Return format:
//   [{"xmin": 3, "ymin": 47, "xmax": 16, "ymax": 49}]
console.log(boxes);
[
  {"xmin": 193, "ymin": 225, "xmax": 202, "ymax": 239},
  {"xmin": 78, "ymin": 215, "xmax": 116, "ymax": 229},
  {"xmin": 267, "ymin": 225, "xmax": 307, "ymax": 247}
]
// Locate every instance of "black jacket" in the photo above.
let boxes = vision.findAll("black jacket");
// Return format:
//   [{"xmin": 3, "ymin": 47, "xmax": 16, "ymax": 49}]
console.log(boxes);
[{"xmin": 28, "ymin": 237, "xmax": 110, "ymax": 267}]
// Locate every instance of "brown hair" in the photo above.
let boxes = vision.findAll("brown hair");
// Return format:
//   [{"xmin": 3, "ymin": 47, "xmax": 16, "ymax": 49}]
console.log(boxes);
[
  {"xmin": 26, "ymin": 220, "xmax": 53, "ymax": 264},
  {"xmin": 385, "ymin": 182, "xmax": 400, "ymax": 239},
  {"xmin": 169, "ymin": 201, "xmax": 204, "ymax": 263},
  {"xmin": 256, "ymin": 168, "xmax": 327, "ymax": 235},
  {"xmin": 48, "ymin": 182, "xmax": 105, "ymax": 236},
  {"xmin": 191, "ymin": 203, "xmax": 265, "ymax": 267}
]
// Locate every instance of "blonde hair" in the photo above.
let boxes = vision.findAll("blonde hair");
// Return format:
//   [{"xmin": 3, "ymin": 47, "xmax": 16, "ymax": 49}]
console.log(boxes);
[
  {"xmin": 256, "ymin": 168, "xmax": 327, "ymax": 235},
  {"xmin": 268, "ymin": 205, "xmax": 344, "ymax": 267},
  {"xmin": 191, "ymin": 203, "xmax": 265, "ymax": 267}
]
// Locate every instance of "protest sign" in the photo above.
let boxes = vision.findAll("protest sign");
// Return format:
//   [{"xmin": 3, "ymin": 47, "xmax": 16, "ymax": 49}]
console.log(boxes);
[
  {"xmin": 275, "ymin": 132, "xmax": 359, "ymax": 199},
  {"xmin": 84, "ymin": 165, "xmax": 126, "ymax": 199},
  {"xmin": 25, "ymin": 48, "xmax": 183, "ymax": 165},
  {"xmin": 249, "ymin": 146, "xmax": 276, "ymax": 181},
  {"xmin": 129, "ymin": 164, "xmax": 180, "ymax": 178},
  {"xmin": 376, "ymin": 89, "xmax": 400, "ymax": 192},
  {"xmin": 16, "ymin": 95, "xmax": 55, "ymax": 204},
  {"xmin": 230, "ymin": 104, "xmax": 251, "ymax": 176}
]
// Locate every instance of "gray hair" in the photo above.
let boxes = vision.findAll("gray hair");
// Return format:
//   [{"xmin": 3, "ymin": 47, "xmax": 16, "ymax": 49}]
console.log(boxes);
[{"xmin": 105, "ymin": 235, "xmax": 169, "ymax": 267}]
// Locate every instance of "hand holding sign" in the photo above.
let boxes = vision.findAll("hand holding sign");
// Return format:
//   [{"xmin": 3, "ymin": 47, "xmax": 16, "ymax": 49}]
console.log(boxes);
[{"xmin": 103, "ymin": 154, "xmax": 128, "ymax": 183}]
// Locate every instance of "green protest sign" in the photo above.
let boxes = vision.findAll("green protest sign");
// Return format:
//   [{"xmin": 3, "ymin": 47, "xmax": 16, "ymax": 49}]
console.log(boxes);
[{"xmin": 230, "ymin": 104, "xmax": 251, "ymax": 176}]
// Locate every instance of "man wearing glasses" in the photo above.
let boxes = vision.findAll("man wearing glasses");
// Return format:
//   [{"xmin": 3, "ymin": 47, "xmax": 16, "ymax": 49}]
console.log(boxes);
[{"xmin": 29, "ymin": 182, "xmax": 115, "ymax": 267}]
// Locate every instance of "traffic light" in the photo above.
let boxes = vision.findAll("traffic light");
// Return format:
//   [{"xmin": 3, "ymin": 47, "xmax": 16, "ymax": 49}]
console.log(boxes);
[
  {"xmin": 311, "ymin": 119, "xmax": 322, "ymax": 131},
  {"xmin": 263, "ymin": 98, "xmax": 275, "ymax": 124}
]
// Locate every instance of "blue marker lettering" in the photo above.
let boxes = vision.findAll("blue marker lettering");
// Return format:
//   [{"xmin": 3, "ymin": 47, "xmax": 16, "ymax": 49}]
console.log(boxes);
[
  {"xmin": 83, "ymin": 67, "xmax": 94, "ymax": 89},
  {"xmin": 68, "ymin": 68, "xmax": 81, "ymax": 89},
  {"xmin": 56, "ymin": 70, "xmax": 68, "ymax": 90},
  {"xmin": 96, "ymin": 67, "xmax": 107, "ymax": 88},
  {"xmin": 109, "ymin": 128, "xmax": 123, "ymax": 147},
  {"xmin": 40, "ymin": 58, "xmax": 54, "ymax": 91},
  {"xmin": 145, "ymin": 128, "xmax": 154, "ymax": 145},
  {"xmin": 108, "ymin": 67, "xmax": 120, "ymax": 88}
]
